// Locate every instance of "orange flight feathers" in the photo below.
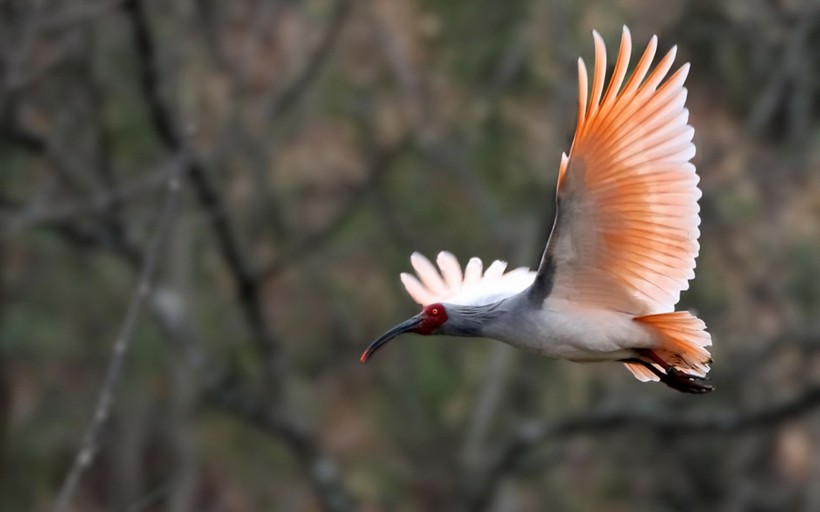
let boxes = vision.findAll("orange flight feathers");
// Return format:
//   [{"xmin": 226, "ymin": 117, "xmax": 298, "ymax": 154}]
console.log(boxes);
[
  {"xmin": 544, "ymin": 26, "xmax": 701, "ymax": 314},
  {"xmin": 634, "ymin": 311, "xmax": 712, "ymax": 376}
]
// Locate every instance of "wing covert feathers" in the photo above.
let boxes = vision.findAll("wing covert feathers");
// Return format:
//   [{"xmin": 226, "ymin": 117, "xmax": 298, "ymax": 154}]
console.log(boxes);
[
  {"xmin": 542, "ymin": 26, "xmax": 701, "ymax": 314},
  {"xmin": 400, "ymin": 252, "xmax": 535, "ymax": 307}
]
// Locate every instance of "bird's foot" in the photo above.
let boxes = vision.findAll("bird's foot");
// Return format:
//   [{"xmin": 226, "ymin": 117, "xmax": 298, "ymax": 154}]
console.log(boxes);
[
  {"xmin": 660, "ymin": 367, "xmax": 714, "ymax": 394},
  {"xmin": 631, "ymin": 350, "xmax": 714, "ymax": 394}
]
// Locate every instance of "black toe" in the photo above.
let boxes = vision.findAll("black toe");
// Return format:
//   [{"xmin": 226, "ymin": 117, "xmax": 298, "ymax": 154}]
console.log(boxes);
[{"xmin": 663, "ymin": 368, "xmax": 714, "ymax": 394}]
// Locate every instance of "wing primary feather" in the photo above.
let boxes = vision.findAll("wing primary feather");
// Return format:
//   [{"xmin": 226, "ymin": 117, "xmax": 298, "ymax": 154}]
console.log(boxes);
[
  {"xmin": 586, "ymin": 58, "xmax": 685, "ymax": 163},
  {"xmin": 587, "ymin": 27, "xmax": 633, "ymax": 139},
  {"xmin": 600, "ymin": 26, "xmax": 632, "ymax": 107},
  {"xmin": 585, "ymin": 30, "xmax": 608, "ymax": 127},
  {"xmin": 576, "ymin": 58, "xmax": 589, "ymax": 132},
  {"xmin": 587, "ymin": 35, "xmax": 658, "ymax": 145},
  {"xmin": 621, "ymin": 35, "xmax": 658, "ymax": 96},
  {"xmin": 591, "ymin": 94, "xmax": 689, "ymax": 168},
  {"xmin": 592, "ymin": 71, "xmax": 689, "ymax": 157},
  {"xmin": 638, "ymin": 46, "xmax": 678, "ymax": 94},
  {"xmin": 606, "ymin": 126, "xmax": 694, "ymax": 168},
  {"xmin": 601, "ymin": 46, "xmax": 679, "ymax": 138}
]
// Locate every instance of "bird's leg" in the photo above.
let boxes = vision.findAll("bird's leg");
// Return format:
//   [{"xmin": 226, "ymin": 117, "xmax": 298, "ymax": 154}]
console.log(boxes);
[{"xmin": 630, "ymin": 349, "xmax": 714, "ymax": 394}]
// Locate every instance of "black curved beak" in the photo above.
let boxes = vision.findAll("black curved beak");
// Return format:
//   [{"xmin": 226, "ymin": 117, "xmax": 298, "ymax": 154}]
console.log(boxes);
[{"xmin": 359, "ymin": 314, "xmax": 423, "ymax": 363}]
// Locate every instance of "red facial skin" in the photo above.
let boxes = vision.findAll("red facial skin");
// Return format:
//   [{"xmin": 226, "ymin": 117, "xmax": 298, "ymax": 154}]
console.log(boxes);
[{"xmin": 417, "ymin": 303, "xmax": 448, "ymax": 334}]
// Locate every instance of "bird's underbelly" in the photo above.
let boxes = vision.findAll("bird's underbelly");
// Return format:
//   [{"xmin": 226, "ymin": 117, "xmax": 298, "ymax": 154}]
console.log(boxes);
[
  {"xmin": 492, "ymin": 305, "xmax": 656, "ymax": 362},
  {"xmin": 529, "ymin": 342, "xmax": 636, "ymax": 362}
]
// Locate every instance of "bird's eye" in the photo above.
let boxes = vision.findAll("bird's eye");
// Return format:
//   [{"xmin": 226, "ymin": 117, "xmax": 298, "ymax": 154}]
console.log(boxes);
[{"xmin": 431, "ymin": 308, "xmax": 439, "ymax": 315}]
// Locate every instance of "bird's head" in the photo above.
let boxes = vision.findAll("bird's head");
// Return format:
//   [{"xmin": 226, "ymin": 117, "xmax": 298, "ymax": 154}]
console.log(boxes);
[{"xmin": 359, "ymin": 303, "xmax": 449, "ymax": 363}]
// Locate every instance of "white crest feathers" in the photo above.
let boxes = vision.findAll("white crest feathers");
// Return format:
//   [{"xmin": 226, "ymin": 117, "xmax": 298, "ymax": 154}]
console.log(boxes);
[{"xmin": 400, "ymin": 252, "xmax": 535, "ymax": 307}]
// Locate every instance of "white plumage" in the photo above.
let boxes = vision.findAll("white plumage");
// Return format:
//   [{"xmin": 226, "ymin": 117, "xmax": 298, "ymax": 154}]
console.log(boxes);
[{"xmin": 400, "ymin": 252, "xmax": 535, "ymax": 307}]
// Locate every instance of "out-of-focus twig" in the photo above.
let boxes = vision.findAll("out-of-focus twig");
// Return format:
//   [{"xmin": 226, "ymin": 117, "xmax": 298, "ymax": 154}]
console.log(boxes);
[
  {"xmin": 0, "ymin": 122, "xmax": 47, "ymax": 153},
  {"xmin": 746, "ymin": 5, "xmax": 820, "ymax": 140},
  {"xmin": 207, "ymin": 383, "xmax": 355, "ymax": 512},
  {"xmin": 420, "ymin": 141, "xmax": 510, "ymax": 250},
  {"xmin": 467, "ymin": 380, "xmax": 820, "ymax": 512},
  {"xmin": 0, "ymin": 236, "xmax": 7, "ymax": 483},
  {"xmin": 261, "ymin": 133, "xmax": 411, "ymax": 279},
  {"xmin": 123, "ymin": 5, "xmax": 358, "ymax": 509},
  {"xmin": 124, "ymin": 0, "xmax": 282, "ymax": 376},
  {"xmin": 0, "ymin": 121, "xmax": 98, "ymax": 199},
  {"xmin": 35, "ymin": 0, "xmax": 124, "ymax": 35},
  {"xmin": 152, "ymin": 287, "xmax": 356, "ymax": 512},
  {"xmin": 2, "ymin": 0, "xmax": 125, "ymax": 92},
  {"xmin": 0, "ymin": 119, "xmax": 143, "ymax": 263},
  {"xmin": 52, "ymin": 157, "xmax": 186, "ymax": 512},
  {"xmin": 262, "ymin": 0, "xmax": 352, "ymax": 120},
  {"xmin": 1, "ymin": 154, "xmax": 183, "ymax": 233},
  {"xmin": 460, "ymin": 344, "xmax": 515, "ymax": 470}
]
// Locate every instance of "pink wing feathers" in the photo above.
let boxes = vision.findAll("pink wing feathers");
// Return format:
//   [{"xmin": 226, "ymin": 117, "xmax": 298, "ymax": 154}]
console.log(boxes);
[
  {"xmin": 536, "ymin": 27, "xmax": 711, "ymax": 381},
  {"xmin": 540, "ymin": 27, "xmax": 701, "ymax": 315}
]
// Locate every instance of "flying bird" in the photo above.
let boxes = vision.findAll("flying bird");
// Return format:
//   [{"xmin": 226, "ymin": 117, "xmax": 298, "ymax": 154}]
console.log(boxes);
[{"xmin": 360, "ymin": 27, "xmax": 712, "ymax": 393}]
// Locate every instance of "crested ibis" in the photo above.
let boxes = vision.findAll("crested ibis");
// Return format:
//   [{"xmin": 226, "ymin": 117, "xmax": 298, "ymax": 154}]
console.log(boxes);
[{"xmin": 360, "ymin": 27, "xmax": 713, "ymax": 393}]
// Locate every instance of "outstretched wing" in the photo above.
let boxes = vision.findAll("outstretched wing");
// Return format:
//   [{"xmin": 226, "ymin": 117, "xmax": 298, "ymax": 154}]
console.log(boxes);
[
  {"xmin": 536, "ymin": 27, "xmax": 701, "ymax": 314},
  {"xmin": 401, "ymin": 252, "xmax": 535, "ymax": 307}
]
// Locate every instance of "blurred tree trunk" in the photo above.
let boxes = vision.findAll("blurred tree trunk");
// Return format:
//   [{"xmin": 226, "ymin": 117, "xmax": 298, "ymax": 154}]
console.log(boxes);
[
  {"xmin": 0, "ymin": 237, "xmax": 8, "ymax": 483},
  {"xmin": 168, "ymin": 215, "xmax": 198, "ymax": 512},
  {"xmin": 114, "ymin": 387, "xmax": 150, "ymax": 509}
]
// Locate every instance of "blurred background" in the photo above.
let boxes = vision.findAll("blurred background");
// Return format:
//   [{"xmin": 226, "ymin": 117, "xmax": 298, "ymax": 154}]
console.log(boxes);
[{"xmin": 2, "ymin": 0, "xmax": 820, "ymax": 510}]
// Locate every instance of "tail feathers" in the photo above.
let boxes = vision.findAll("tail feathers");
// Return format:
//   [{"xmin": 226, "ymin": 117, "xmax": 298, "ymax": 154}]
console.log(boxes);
[
  {"xmin": 631, "ymin": 310, "xmax": 712, "ymax": 378},
  {"xmin": 623, "ymin": 361, "xmax": 660, "ymax": 382}
]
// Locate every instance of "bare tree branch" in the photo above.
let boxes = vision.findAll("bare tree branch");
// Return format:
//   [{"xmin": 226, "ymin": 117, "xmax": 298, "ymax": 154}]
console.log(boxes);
[
  {"xmin": 262, "ymin": 0, "xmax": 352, "ymax": 121},
  {"xmin": 124, "ymin": 0, "xmax": 282, "ymax": 378},
  {"xmin": 460, "ymin": 344, "xmax": 515, "ymax": 470},
  {"xmin": 206, "ymin": 383, "xmax": 355, "ymax": 512},
  {"xmin": 746, "ymin": 5, "xmax": 820, "ymax": 139},
  {"xmin": 467, "ymin": 381, "xmax": 820, "ymax": 512},
  {"xmin": 27, "ymin": 180, "xmax": 358, "ymax": 512},
  {"xmin": 120, "ymin": 6, "xmax": 360, "ymax": 509},
  {"xmin": 1, "ymin": 1, "xmax": 125, "ymax": 93},
  {"xmin": 0, "ymin": 235, "xmax": 8, "ymax": 484},
  {"xmin": 152, "ymin": 288, "xmax": 356, "ymax": 512},
  {"xmin": 0, "ymin": 119, "xmax": 144, "ymax": 263},
  {"xmin": 1, "ymin": 154, "xmax": 182, "ymax": 233},
  {"xmin": 261, "ymin": 133, "xmax": 411, "ymax": 279},
  {"xmin": 36, "ymin": 0, "xmax": 124, "ymax": 35},
  {"xmin": 52, "ymin": 159, "xmax": 186, "ymax": 512}
]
